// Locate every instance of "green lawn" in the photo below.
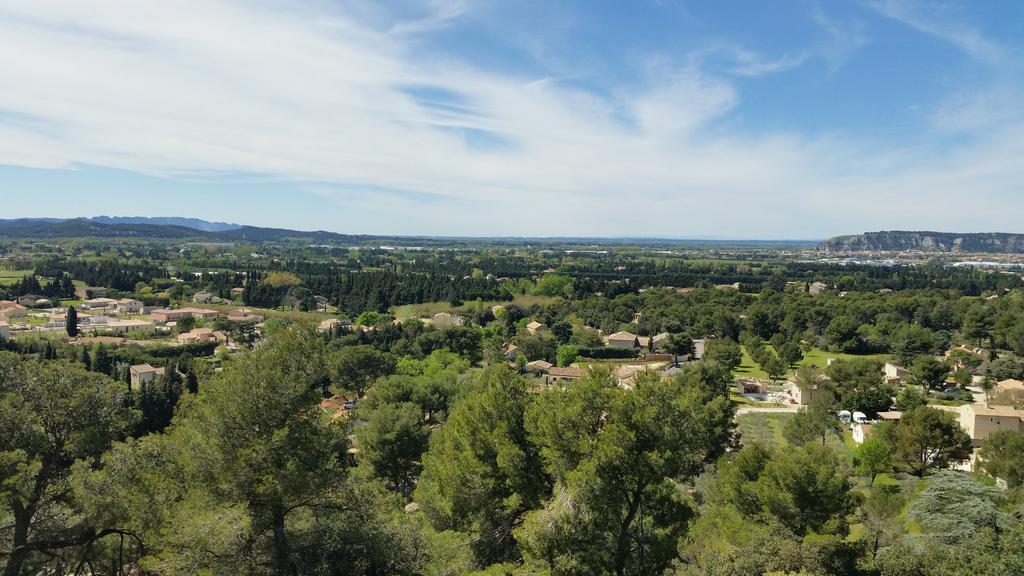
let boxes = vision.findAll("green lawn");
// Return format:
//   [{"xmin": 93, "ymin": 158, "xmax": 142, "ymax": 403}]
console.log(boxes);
[
  {"xmin": 733, "ymin": 345, "xmax": 890, "ymax": 381},
  {"xmin": 735, "ymin": 412, "xmax": 848, "ymax": 453},
  {"xmin": 0, "ymin": 269, "xmax": 34, "ymax": 286}
]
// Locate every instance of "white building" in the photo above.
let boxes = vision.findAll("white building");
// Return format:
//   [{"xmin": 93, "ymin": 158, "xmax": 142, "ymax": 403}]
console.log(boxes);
[
  {"xmin": 129, "ymin": 364, "xmax": 165, "ymax": 389},
  {"xmin": 116, "ymin": 298, "xmax": 144, "ymax": 314}
]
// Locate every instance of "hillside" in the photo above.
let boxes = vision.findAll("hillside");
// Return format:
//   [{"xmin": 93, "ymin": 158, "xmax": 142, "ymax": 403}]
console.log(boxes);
[{"xmin": 818, "ymin": 231, "xmax": 1024, "ymax": 253}]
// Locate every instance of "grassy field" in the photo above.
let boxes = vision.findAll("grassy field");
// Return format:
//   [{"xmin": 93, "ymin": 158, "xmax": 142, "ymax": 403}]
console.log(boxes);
[
  {"xmin": 0, "ymin": 269, "xmax": 34, "ymax": 286},
  {"xmin": 735, "ymin": 412, "xmax": 848, "ymax": 453},
  {"xmin": 734, "ymin": 345, "xmax": 890, "ymax": 380}
]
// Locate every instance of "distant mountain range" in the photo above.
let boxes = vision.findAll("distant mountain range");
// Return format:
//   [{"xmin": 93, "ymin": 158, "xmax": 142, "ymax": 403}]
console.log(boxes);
[
  {"xmin": 0, "ymin": 217, "xmax": 817, "ymax": 246},
  {"xmin": 3, "ymin": 220, "xmax": 1023, "ymax": 253},
  {"xmin": 819, "ymin": 231, "xmax": 1024, "ymax": 253},
  {"xmin": 0, "ymin": 218, "xmax": 363, "ymax": 242},
  {"xmin": 87, "ymin": 216, "xmax": 241, "ymax": 232}
]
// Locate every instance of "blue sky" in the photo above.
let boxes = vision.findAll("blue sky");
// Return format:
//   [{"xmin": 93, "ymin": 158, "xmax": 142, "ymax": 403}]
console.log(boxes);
[{"xmin": 0, "ymin": 0, "xmax": 1022, "ymax": 238}]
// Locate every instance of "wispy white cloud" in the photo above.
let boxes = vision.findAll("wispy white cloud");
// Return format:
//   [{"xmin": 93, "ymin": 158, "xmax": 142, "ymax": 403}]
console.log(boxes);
[
  {"xmin": 810, "ymin": 3, "xmax": 869, "ymax": 70},
  {"xmin": 0, "ymin": 0, "xmax": 1020, "ymax": 237},
  {"xmin": 687, "ymin": 43, "xmax": 810, "ymax": 78},
  {"xmin": 867, "ymin": 0, "xmax": 1006, "ymax": 63},
  {"xmin": 388, "ymin": 0, "xmax": 467, "ymax": 36}
]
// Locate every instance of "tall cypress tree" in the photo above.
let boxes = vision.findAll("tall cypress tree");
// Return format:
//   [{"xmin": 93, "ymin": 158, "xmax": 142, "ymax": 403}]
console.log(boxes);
[
  {"xmin": 65, "ymin": 306, "xmax": 78, "ymax": 337},
  {"xmin": 80, "ymin": 345, "xmax": 91, "ymax": 370},
  {"xmin": 92, "ymin": 344, "xmax": 113, "ymax": 376}
]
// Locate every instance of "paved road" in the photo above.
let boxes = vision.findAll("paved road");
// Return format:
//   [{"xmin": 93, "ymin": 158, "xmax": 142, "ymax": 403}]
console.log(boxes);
[{"xmin": 966, "ymin": 386, "xmax": 987, "ymax": 405}]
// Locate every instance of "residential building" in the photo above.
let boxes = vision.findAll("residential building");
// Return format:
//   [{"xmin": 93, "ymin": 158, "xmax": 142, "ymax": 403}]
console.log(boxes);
[
  {"xmin": 785, "ymin": 380, "xmax": 830, "ymax": 405},
  {"xmin": 0, "ymin": 301, "xmax": 28, "ymax": 320},
  {"xmin": 692, "ymin": 338, "xmax": 706, "ymax": 360},
  {"xmin": 738, "ymin": 378, "xmax": 768, "ymax": 394},
  {"xmin": 229, "ymin": 287, "xmax": 246, "ymax": 299},
  {"xmin": 650, "ymin": 332, "xmax": 670, "ymax": 351},
  {"xmin": 991, "ymin": 379, "xmax": 1024, "ymax": 407},
  {"xmin": 129, "ymin": 364, "xmax": 165, "ymax": 389},
  {"xmin": 100, "ymin": 319, "xmax": 155, "ymax": 336},
  {"xmin": 958, "ymin": 404, "xmax": 1024, "ymax": 445},
  {"xmin": 177, "ymin": 328, "xmax": 220, "ymax": 345},
  {"xmin": 524, "ymin": 359, "xmax": 553, "ymax": 373},
  {"xmin": 151, "ymin": 307, "xmax": 220, "ymax": 322},
  {"xmin": 317, "ymin": 318, "xmax": 352, "ymax": 333},
  {"xmin": 227, "ymin": 310, "xmax": 264, "ymax": 323},
  {"xmin": 809, "ymin": 281, "xmax": 829, "ymax": 295},
  {"xmin": 606, "ymin": 331, "xmax": 639, "ymax": 350},
  {"xmin": 193, "ymin": 291, "xmax": 214, "ymax": 304},
  {"xmin": 428, "ymin": 312, "xmax": 459, "ymax": 329},
  {"xmin": 526, "ymin": 321, "xmax": 545, "ymax": 334},
  {"xmin": 116, "ymin": 298, "xmax": 144, "ymax": 314},
  {"xmin": 81, "ymin": 297, "xmax": 118, "ymax": 310},
  {"xmin": 545, "ymin": 367, "xmax": 584, "ymax": 386},
  {"xmin": 883, "ymin": 362, "xmax": 909, "ymax": 384},
  {"xmin": 994, "ymin": 379, "xmax": 1024, "ymax": 396}
]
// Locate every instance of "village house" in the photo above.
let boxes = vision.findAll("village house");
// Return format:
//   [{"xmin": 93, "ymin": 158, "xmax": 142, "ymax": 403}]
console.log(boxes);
[
  {"xmin": 883, "ymin": 362, "xmax": 909, "ymax": 384},
  {"xmin": 100, "ymin": 319, "xmax": 155, "ymax": 336},
  {"xmin": 0, "ymin": 301, "xmax": 29, "ymax": 320},
  {"xmin": 958, "ymin": 404, "xmax": 1024, "ymax": 445},
  {"xmin": 993, "ymin": 378, "xmax": 1024, "ymax": 396},
  {"xmin": 606, "ymin": 331, "xmax": 640, "ymax": 350},
  {"xmin": 230, "ymin": 286, "xmax": 246, "ymax": 299},
  {"xmin": 526, "ymin": 321, "xmax": 545, "ymax": 335},
  {"xmin": 317, "ymin": 318, "xmax": 352, "ymax": 333},
  {"xmin": 650, "ymin": 332, "xmax": 670, "ymax": 351},
  {"xmin": 81, "ymin": 297, "xmax": 118, "ymax": 310},
  {"xmin": 83, "ymin": 315, "xmax": 110, "ymax": 327},
  {"xmin": 614, "ymin": 365, "xmax": 655, "ymax": 388},
  {"xmin": 544, "ymin": 366, "xmax": 585, "ymax": 386},
  {"xmin": 504, "ymin": 344, "xmax": 518, "ymax": 361},
  {"xmin": 991, "ymin": 378, "xmax": 1024, "ymax": 406},
  {"xmin": 17, "ymin": 295, "xmax": 51, "ymax": 308},
  {"xmin": 524, "ymin": 359, "xmax": 553, "ymax": 373},
  {"xmin": 227, "ymin": 310, "xmax": 264, "ymax": 323},
  {"xmin": 193, "ymin": 291, "xmax": 215, "ymax": 304},
  {"xmin": 425, "ymin": 312, "xmax": 461, "ymax": 329},
  {"xmin": 808, "ymin": 281, "xmax": 829, "ymax": 295},
  {"xmin": 785, "ymin": 379, "xmax": 830, "ymax": 405},
  {"xmin": 129, "ymin": 363, "xmax": 165, "ymax": 389},
  {"xmin": 151, "ymin": 307, "xmax": 220, "ymax": 322},
  {"xmin": 116, "ymin": 298, "xmax": 144, "ymax": 314},
  {"xmin": 177, "ymin": 327, "xmax": 223, "ymax": 345}
]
